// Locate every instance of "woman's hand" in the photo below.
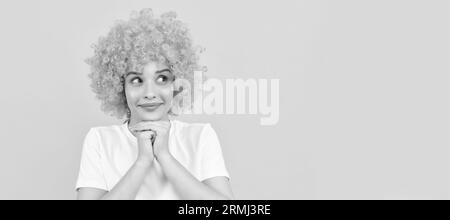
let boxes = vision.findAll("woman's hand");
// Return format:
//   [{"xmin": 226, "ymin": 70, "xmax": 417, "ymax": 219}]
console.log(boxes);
[
  {"xmin": 130, "ymin": 121, "xmax": 172, "ymax": 160},
  {"xmin": 130, "ymin": 124, "xmax": 156, "ymax": 166}
]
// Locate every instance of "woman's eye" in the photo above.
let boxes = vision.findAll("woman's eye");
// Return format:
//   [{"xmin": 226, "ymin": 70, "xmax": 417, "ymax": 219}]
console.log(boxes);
[
  {"xmin": 130, "ymin": 77, "xmax": 142, "ymax": 84},
  {"xmin": 155, "ymin": 75, "xmax": 169, "ymax": 85}
]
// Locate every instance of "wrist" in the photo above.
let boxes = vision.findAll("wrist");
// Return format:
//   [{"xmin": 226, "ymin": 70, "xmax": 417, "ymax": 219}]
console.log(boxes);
[
  {"xmin": 155, "ymin": 150, "xmax": 172, "ymax": 161},
  {"xmin": 135, "ymin": 157, "xmax": 153, "ymax": 168}
]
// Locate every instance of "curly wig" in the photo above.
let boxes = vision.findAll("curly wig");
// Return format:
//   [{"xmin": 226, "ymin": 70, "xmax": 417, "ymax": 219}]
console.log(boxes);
[{"xmin": 86, "ymin": 8, "xmax": 205, "ymax": 119}]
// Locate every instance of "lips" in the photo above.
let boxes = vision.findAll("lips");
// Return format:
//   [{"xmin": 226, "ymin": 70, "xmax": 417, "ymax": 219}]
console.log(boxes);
[
  {"xmin": 139, "ymin": 103, "xmax": 163, "ymax": 108},
  {"xmin": 138, "ymin": 103, "xmax": 163, "ymax": 111}
]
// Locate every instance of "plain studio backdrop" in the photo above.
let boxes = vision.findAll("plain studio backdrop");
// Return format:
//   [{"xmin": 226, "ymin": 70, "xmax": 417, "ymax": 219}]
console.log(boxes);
[{"xmin": 0, "ymin": 0, "xmax": 449, "ymax": 200}]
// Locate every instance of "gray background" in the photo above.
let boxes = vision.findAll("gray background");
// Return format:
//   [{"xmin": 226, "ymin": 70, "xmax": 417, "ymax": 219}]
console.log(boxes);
[{"xmin": 0, "ymin": 0, "xmax": 449, "ymax": 199}]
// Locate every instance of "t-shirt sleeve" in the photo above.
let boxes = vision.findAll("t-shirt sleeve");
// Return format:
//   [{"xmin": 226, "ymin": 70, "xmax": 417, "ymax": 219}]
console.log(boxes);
[
  {"xmin": 75, "ymin": 128, "xmax": 108, "ymax": 191},
  {"xmin": 197, "ymin": 124, "xmax": 230, "ymax": 182}
]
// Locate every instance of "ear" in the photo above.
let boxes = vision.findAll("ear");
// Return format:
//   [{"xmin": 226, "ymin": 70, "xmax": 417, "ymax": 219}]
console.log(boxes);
[
  {"xmin": 172, "ymin": 79, "xmax": 185, "ymax": 97},
  {"xmin": 173, "ymin": 86, "xmax": 183, "ymax": 97}
]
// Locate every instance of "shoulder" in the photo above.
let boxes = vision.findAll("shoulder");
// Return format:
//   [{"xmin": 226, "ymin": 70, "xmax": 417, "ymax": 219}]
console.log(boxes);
[
  {"xmin": 171, "ymin": 120, "xmax": 220, "ymax": 147},
  {"xmin": 82, "ymin": 124, "xmax": 130, "ymax": 156},
  {"xmin": 172, "ymin": 119, "xmax": 210, "ymax": 131},
  {"xmin": 88, "ymin": 124, "xmax": 124, "ymax": 136},
  {"xmin": 171, "ymin": 120, "xmax": 215, "ymax": 138},
  {"xmin": 84, "ymin": 124, "xmax": 126, "ymax": 146}
]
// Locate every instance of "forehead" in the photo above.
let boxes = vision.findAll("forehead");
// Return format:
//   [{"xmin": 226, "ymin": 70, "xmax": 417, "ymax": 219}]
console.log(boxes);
[
  {"xmin": 142, "ymin": 62, "xmax": 169, "ymax": 74},
  {"xmin": 126, "ymin": 61, "xmax": 170, "ymax": 77}
]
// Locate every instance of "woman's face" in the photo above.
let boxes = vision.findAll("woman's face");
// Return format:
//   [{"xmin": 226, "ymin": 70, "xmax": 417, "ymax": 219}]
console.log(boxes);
[{"xmin": 124, "ymin": 61, "xmax": 175, "ymax": 122}]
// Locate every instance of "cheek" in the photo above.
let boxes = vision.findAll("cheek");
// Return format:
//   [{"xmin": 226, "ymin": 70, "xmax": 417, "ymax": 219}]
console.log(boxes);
[
  {"xmin": 160, "ymin": 86, "xmax": 174, "ymax": 103},
  {"xmin": 125, "ymin": 87, "xmax": 140, "ymax": 105}
]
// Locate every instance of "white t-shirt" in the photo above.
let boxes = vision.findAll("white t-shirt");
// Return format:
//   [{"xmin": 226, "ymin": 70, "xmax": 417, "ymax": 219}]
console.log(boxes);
[{"xmin": 75, "ymin": 119, "xmax": 230, "ymax": 200}]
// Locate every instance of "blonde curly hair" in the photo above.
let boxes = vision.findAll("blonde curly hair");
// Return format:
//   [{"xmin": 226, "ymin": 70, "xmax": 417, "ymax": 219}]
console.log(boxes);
[{"xmin": 86, "ymin": 8, "xmax": 205, "ymax": 119}]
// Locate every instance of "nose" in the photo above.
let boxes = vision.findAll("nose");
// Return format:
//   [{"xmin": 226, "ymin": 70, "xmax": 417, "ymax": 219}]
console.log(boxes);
[{"xmin": 143, "ymin": 81, "xmax": 158, "ymax": 100}]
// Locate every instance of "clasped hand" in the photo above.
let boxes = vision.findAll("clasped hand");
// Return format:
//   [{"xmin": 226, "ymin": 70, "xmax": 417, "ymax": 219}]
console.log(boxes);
[{"xmin": 129, "ymin": 121, "xmax": 171, "ymax": 164}]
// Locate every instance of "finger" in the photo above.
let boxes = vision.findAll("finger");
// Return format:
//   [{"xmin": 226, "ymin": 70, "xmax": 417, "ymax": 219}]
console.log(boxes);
[
  {"xmin": 136, "ymin": 130, "xmax": 156, "ymax": 140},
  {"xmin": 147, "ymin": 122, "xmax": 171, "ymax": 132},
  {"xmin": 132, "ymin": 128, "xmax": 153, "ymax": 133}
]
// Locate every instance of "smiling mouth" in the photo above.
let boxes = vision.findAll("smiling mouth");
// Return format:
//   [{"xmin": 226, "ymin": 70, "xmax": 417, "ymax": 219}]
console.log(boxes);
[{"xmin": 139, "ymin": 103, "xmax": 163, "ymax": 110}]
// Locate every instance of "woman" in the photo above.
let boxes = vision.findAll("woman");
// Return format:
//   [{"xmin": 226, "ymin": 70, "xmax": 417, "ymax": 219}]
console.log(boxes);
[{"xmin": 76, "ymin": 8, "xmax": 233, "ymax": 200}]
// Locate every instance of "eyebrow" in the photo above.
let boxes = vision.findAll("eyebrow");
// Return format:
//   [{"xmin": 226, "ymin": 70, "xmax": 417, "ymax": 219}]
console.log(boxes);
[
  {"xmin": 125, "ymin": 69, "xmax": 172, "ymax": 78},
  {"xmin": 156, "ymin": 68, "xmax": 172, "ymax": 74}
]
